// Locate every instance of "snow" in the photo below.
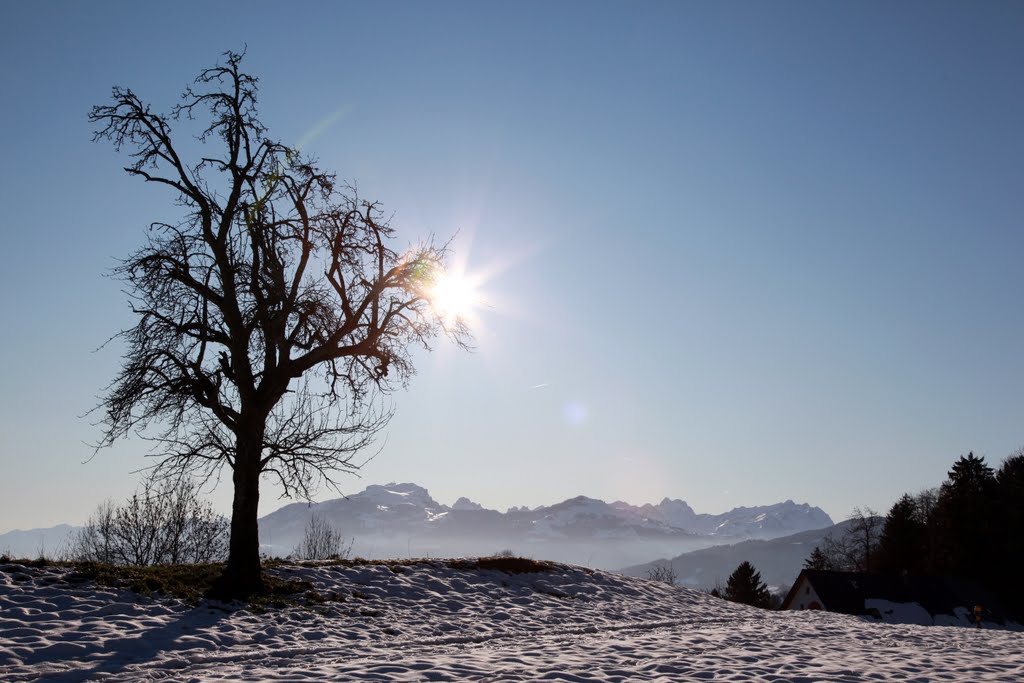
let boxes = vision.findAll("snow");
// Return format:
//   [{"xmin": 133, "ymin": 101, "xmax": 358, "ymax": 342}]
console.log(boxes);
[
  {"xmin": 3, "ymin": 559, "xmax": 1023, "ymax": 681},
  {"xmin": 865, "ymin": 599, "xmax": 993, "ymax": 629},
  {"xmin": 865, "ymin": 599, "xmax": 937, "ymax": 626}
]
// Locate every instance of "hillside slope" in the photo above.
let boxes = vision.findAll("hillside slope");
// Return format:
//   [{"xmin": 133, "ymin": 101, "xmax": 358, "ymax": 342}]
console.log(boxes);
[
  {"xmin": 619, "ymin": 519, "xmax": 857, "ymax": 590},
  {"xmin": 2, "ymin": 558, "xmax": 1021, "ymax": 681}
]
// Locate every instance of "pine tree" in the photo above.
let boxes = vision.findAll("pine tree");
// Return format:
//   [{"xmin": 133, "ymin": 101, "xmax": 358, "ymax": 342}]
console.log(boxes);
[
  {"xmin": 724, "ymin": 561, "xmax": 772, "ymax": 608},
  {"xmin": 875, "ymin": 494, "xmax": 926, "ymax": 575},
  {"xmin": 995, "ymin": 451, "xmax": 1024, "ymax": 617},
  {"xmin": 804, "ymin": 546, "xmax": 829, "ymax": 570},
  {"xmin": 948, "ymin": 452, "xmax": 995, "ymax": 490},
  {"xmin": 932, "ymin": 452, "xmax": 997, "ymax": 581}
]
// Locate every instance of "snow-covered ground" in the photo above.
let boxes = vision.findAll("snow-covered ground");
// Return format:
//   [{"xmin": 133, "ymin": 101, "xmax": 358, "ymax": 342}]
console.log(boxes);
[{"xmin": 2, "ymin": 559, "xmax": 1022, "ymax": 682}]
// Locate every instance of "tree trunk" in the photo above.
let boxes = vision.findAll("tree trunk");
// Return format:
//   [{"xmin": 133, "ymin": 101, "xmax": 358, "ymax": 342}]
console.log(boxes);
[{"xmin": 222, "ymin": 431, "xmax": 264, "ymax": 596}]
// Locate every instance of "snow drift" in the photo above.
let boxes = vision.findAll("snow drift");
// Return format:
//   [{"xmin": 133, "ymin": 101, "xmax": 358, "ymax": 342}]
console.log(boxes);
[{"xmin": 2, "ymin": 558, "xmax": 1022, "ymax": 681}]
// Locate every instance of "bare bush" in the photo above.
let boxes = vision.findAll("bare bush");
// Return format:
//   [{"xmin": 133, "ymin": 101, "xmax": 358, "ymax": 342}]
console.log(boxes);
[
  {"xmin": 66, "ymin": 479, "xmax": 227, "ymax": 565},
  {"xmin": 292, "ymin": 515, "xmax": 350, "ymax": 561},
  {"xmin": 646, "ymin": 562, "xmax": 679, "ymax": 586},
  {"xmin": 66, "ymin": 499, "xmax": 118, "ymax": 563}
]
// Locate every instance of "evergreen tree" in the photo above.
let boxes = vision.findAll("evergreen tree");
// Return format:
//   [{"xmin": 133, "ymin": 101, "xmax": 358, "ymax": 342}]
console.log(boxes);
[
  {"xmin": 724, "ymin": 561, "xmax": 772, "ymax": 608},
  {"xmin": 875, "ymin": 494, "xmax": 926, "ymax": 575},
  {"xmin": 804, "ymin": 546, "xmax": 829, "ymax": 571},
  {"xmin": 948, "ymin": 452, "xmax": 995, "ymax": 492},
  {"xmin": 912, "ymin": 487, "xmax": 941, "ymax": 572},
  {"xmin": 932, "ymin": 452, "xmax": 996, "ymax": 582},
  {"xmin": 995, "ymin": 451, "xmax": 1024, "ymax": 617}
]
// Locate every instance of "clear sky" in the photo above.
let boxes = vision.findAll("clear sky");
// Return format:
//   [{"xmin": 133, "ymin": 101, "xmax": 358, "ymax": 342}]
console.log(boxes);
[{"xmin": 1, "ymin": 1, "xmax": 1022, "ymax": 534}]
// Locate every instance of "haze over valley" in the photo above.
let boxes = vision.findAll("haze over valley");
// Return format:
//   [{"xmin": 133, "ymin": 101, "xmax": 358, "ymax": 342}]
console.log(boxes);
[{"xmin": 1, "ymin": 483, "xmax": 833, "ymax": 572}]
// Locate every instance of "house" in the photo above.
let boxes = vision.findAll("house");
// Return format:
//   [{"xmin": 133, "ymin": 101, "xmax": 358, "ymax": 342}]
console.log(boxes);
[{"xmin": 781, "ymin": 569, "xmax": 1010, "ymax": 628}]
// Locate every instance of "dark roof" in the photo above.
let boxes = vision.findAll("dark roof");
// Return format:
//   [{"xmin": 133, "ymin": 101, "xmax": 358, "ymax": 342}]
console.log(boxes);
[{"xmin": 782, "ymin": 570, "xmax": 1004, "ymax": 619}]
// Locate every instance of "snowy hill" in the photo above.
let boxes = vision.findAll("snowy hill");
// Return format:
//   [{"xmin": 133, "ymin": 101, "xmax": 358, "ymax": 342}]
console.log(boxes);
[
  {"xmin": 258, "ymin": 483, "xmax": 833, "ymax": 569},
  {"xmin": 2, "ymin": 557, "xmax": 1020, "ymax": 681},
  {"xmin": 620, "ymin": 519, "xmax": 859, "ymax": 590}
]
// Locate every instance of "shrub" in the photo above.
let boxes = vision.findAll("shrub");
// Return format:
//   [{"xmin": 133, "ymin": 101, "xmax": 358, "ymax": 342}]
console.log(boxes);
[
  {"xmin": 646, "ymin": 562, "xmax": 678, "ymax": 586},
  {"xmin": 291, "ymin": 515, "xmax": 351, "ymax": 561},
  {"xmin": 65, "ymin": 478, "xmax": 228, "ymax": 566}
]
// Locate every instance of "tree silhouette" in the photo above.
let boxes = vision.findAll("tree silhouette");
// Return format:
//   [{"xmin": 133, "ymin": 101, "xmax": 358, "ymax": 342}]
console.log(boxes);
[
  {"xmin": 818, "ymin": 509, "xmax": 882, "ymax": 573},
  {"xmin": 847, "ymin": 507, "xmax": 882, "ymax": 572},
  {"xmin": 948, "ymin": 452, "xmax": 995, "ymax": 491},
  {"xmin": 89, "ymin": 51, "xmax": 468, "ymax": 594},
  {"xmin": 65, "ymin": 478, "xmax": 228, "ymax": 566},
  {"xmin": 995, "ymin": 450, "xmax": 1024, "ymax": 615},
  {"xmin": 646, "ymin": 563, "xmax": 678, "ymax": 586},
  {"xmin": 724, "ymin": 561, "xmax": 772, "ymax": 608},
  {"xmin": 803, "ymin": 545, "xmax": 829, "ymax": 571},
  {"xmin": 932, "ymin": 452, "xmax": 996, "ymax": 582},
  {"xmin": 292, "ymin": 515, "xmax": 350, "ymax": 561},
  {"xmin": 875, "ymin": 494, "xmax": 926, "ymax": 575}
]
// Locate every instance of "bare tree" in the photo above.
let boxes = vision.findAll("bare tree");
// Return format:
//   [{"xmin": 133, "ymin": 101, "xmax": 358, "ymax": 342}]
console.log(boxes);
[
  {"xmin": 913, "ymin": 487, "xmax": 939, "ymax": 525},
  {"xmin": 89, "ymin": 51, "xmax": 468, "ymax": 594},
  {"xmin": 817, "ymin": 507, "xmax": 882, "ymax": 572},
  {"xmin": 819, "ymin": 531, "xmax": 857, "ymax": 571},
  {"xmin": 292, "ymin": 515, "xmax": 350, "ymax": 561},
  {"xmin": 848, "ymin": 507, "xmax": 882, "ymax": 572}
]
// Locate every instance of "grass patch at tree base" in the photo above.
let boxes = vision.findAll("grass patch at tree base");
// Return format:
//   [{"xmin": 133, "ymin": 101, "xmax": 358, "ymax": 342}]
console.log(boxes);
[
  {"xmin": 3, "ymin": 554, "xmax": 561, "ymax": 609},
  {"xmin": 59, "ymin": 562, "xmax": 321, "ymax": 607}
]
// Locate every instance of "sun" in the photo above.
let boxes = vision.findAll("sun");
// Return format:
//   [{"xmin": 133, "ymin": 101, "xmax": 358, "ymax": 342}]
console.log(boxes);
[{"xmin": 429, "ymin": 268, "xmax": 482, "ymax": 326}]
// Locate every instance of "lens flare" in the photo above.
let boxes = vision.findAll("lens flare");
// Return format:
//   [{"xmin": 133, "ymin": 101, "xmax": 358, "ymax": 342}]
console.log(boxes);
[{"xmin": 429, "ymin": 268, "xmax": 483, "ymax": 326}]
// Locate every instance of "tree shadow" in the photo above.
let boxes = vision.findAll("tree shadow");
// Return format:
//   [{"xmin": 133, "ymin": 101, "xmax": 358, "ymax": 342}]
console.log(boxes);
[{"xmin": 30, "ymin": 602, "xmax": 236, "ymax": 682}]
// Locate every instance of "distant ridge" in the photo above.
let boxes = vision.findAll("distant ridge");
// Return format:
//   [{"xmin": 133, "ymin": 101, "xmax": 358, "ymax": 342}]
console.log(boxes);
[
  {"xmin": 257, "ymin": 483, "xmax": 833, "ymax": 569},
  {"xmin": 619, "ymin": 519, "xmax": 859, "ymax": 591},
  {"xmin": 0, "ymin": 524, "xmax": 76, "ymax": 560},
  {"xmin": 0, "ymin": 485, "xmax": 833, "ymax": 570}
]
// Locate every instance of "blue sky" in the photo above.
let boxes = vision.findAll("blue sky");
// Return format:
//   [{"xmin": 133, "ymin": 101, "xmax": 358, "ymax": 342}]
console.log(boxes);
[{"xmin": 1, "ymin": 1, "xmax": 1022, "ymax": 533}]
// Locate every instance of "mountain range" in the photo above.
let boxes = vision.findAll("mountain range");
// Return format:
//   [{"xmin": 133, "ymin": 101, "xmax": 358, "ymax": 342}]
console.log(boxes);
[
  {"xmin": 0, "ymin": 483, "xmax": 833, "ymax": 571},
  {"xmin": 258, "ymin": 482, "xmax": 833, "ymax": 569}
]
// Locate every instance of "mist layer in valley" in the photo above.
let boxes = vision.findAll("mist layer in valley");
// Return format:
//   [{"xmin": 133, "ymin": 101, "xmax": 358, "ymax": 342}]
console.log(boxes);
[
  {"xmin": 0, "ymin": 483, "xmax": 834, "ymax": 573},
  {"xmin": 257, "ymin": 483, "xmax": 833, "ymax": 570}
]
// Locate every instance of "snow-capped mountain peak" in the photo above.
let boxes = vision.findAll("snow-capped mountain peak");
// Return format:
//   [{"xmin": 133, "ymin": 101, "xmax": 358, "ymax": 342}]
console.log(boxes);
[
  {"xmin": 357, "ymin": 483, "xmax": 443, "ymax": 510},
  {"xmin": 251, "ymin": 483, "xmax": 833, "ymax": 565}
]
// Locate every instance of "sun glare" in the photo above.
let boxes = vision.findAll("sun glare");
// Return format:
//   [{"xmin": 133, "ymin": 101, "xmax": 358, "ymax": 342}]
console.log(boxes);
[{"xmin": 430, "ymin": 269, "xmax": 482, "ymax": 326}]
